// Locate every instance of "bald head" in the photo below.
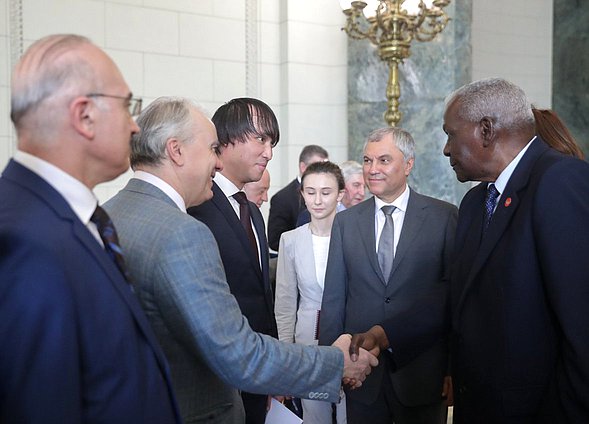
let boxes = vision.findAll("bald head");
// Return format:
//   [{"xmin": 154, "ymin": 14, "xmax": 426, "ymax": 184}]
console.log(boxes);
[{"xmin": 12, "ymin": 35, "xmax": 98, "ymax": 129}]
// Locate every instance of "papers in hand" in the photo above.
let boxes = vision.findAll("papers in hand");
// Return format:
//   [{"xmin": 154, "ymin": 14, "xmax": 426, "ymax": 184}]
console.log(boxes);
[{"xmin": 265, "ymin": 398, "xmax": 303, "ymax": 424}]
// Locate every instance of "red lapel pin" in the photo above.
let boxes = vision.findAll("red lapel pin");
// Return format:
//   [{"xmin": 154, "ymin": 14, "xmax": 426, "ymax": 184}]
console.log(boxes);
[{"xmin": 504, "ymin": 197, "xmax": 512, "ymax": 207}]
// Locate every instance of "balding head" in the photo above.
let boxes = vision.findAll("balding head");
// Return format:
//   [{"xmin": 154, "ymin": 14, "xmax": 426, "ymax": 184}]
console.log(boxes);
[{"xmin": 11, "ymin": 34, "xmax": 140, "ymax": 187}]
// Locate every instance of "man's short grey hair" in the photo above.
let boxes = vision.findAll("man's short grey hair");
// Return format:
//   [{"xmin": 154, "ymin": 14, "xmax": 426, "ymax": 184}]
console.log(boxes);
[
  {"xmin": 364, "ymin": 127, "xmax": 415, "ymax": 162},
  {"xmin": 339, "ymin": 160, "xmax": 362, "ymax": 182},
  {"xmin": 11, "ymin": 34, "xmax": 97, "ymax": 128},
  {"xmin": 131, "ymin": 97, "xmax": 202, "ymax": 169},
  {"xmin": 444, "ymin": 78, "xmax": 535, "ymax": 131}
]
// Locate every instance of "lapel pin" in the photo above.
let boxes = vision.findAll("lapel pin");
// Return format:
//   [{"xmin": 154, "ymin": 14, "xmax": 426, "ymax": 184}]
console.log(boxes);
[{"xmin": 504, "ymin": 197, "xmax": 512, "ymax": 207}]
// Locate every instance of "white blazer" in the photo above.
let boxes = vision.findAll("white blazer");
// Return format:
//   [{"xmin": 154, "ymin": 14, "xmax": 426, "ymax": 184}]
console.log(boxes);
[{"xmin": 275, "ymin": 224, "xmax": 328, "ymax": 345}]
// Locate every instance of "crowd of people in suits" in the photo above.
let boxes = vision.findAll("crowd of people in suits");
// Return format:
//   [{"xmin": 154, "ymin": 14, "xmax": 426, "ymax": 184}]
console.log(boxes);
[{"xmin": 1, "ymin": 33, "xmax": 588, "ymax": 424}]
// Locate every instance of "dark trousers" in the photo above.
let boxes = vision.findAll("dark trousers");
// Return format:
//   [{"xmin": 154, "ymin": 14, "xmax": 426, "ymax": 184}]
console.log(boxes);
[
  {"xmin": 346, "ymin": 370, "xmax": 447, "ymax": 424},
  {"xmin": 241, "ymin": 392, "xmax": 267, "ymax": 424}
]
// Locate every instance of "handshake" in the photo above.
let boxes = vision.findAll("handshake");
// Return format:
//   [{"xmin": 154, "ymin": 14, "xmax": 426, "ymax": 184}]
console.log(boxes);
[{"xmin": 332, "ymin": 326, "xmax": 389, "ymax": 389}]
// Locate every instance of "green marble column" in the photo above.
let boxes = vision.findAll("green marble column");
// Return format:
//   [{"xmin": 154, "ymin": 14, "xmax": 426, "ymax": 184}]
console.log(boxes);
[
  {"xmin": 346, "ymin": 0, "xmax": 472, "ymax": 206},
  {"xmin": 553, "ymin": 0, "xmax": 589, "ymax": 157}
]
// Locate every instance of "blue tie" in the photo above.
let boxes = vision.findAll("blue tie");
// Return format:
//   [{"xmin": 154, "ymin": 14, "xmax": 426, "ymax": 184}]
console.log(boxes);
[
  {"xmin": 91, "ymin": 205, "xmax": 131, "ymax": 283},
  {"xmin": 483, "ymin": 184, "xmax": 500, "ymax": 232}
]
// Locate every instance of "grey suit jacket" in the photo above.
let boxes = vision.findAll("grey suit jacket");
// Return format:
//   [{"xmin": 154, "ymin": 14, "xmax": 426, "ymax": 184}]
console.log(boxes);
[
  {"xmin": 319, "ymin": 189, "xmax": 457, "ymax": 406},
  {"xmin": 105, "ymin": 178, "xmax": 344, "ymax": 423}
]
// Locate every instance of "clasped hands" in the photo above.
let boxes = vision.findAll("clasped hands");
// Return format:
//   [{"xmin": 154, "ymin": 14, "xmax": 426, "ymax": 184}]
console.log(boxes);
[
  {"xmin": 332, "ymin": 334, "xmax": 379, "ymax": 389},
  {"xmin": 337, "ymin": 326, "xmax": 389, "ymax": 388}
]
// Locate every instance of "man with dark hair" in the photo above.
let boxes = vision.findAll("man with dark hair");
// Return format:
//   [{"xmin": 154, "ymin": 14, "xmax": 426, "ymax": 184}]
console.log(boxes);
[
  {"xmin": 187, "ymin": 98, "xmax": 280, "ymax": 423},
  {"xmin": 268, "ymin": 144, "xmax": 329, "ymax": 251},
  {"xmin": 0, "ymin": 34, "xmax": 180, "ymax": 423}
]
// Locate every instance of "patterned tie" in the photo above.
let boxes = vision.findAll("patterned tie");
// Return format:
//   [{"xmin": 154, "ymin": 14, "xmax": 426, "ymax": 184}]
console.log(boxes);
[
  {"xmin": 377, "ymin": 205, "xmax": 396, "ymax": 282},
  {"xmin": 91, "ymin": 205, "xmax": 131, "ymax": 283},
  {"xmin": 483, "ymin": 183, "xmax": 500, "ymax": 232},
  {"xmin": 232, "ymin": 192, "xmax": 260, "ymax": 265}
]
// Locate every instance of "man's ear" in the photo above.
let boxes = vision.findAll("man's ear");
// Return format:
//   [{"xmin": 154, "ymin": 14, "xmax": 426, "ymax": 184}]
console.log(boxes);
[
  {"xmin": 70, "ymin": 96, "xmax": 95, "ymax": 139},
  {"xmin": 479, "ymin": 116, "xmax": 496, "ymax": 147},
  {"xmin": 404, "ymin": 157, "xmax": 414, "ymax": 176},
  {"xmin": 166, "ymin": 138, "xmax": 183, "ymax": 166}
]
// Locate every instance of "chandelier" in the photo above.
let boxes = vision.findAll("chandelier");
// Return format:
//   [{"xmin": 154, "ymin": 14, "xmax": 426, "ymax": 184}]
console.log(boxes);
[{"xmin": 340, "ymin": 0, "xmax": 451, "ymax": 127}]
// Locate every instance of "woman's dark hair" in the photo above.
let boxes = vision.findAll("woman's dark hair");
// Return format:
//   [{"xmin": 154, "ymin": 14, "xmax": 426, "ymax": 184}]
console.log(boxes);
[
  {"xmin": 301, "ymin": 161, "xmax": 345, "ymax": 191},
  {"xmin": 533, "ymin": 108, "xmax": 584, "ymax": 160}
]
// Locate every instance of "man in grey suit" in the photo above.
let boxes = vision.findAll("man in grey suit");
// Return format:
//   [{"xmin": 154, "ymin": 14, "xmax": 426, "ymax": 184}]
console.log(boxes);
[
  {"xmin": 319, "ymin": 127, "xmax": 457, "ymax": 424},
  {"xmin": 104, "ymin": 97, "xmax": 377, "ymax": 424}
]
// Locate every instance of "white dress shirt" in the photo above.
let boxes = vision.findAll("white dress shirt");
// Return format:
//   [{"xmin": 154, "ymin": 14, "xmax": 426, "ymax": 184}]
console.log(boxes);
[
  {"xmin": 13, "ymin": 150, "xmax": 102, "ymax": 245},
  {"xmin": 373, "ymin": 184, "xmax": 410, "ymax": 257},
  {"xmin": 134, "ymin": 170, "xmax": 187, "ymax": 212},
  {"xmin": 488, "ymin": 136, "xmax": 536, "ymax": 212},
  {"xmin": 214, "ymin": 172, "xmax": 262, "ymax": 267}
]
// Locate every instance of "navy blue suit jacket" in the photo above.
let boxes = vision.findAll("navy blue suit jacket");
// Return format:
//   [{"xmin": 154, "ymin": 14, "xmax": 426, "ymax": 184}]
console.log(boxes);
[
  {"xmin": 188, "ymin": 182, "xmax": 277, "ymax": 337},
  {"xmin": 451, "ymin": 138, "xmax": 589, "ymax": 423},
  {"xmin": 0, "ymin": 160, "xmax": 180, "ymax": 423}
]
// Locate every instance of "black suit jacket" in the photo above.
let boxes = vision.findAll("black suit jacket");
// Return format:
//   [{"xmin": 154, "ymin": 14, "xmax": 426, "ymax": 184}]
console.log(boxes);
[
  {"xmin": 451, "ymin": 138, "xmax": 589, "ymax": 423},
  {"xmin": 0, "ymin": 160, "xmax": 180, "ymax": 423},
  {"xmin": 268, "ymin": 178, "xmax": 305, "ymax": 251},
  {"xmin": 188, "ymin": 182, "xmax": 277, "ymax": 337}
]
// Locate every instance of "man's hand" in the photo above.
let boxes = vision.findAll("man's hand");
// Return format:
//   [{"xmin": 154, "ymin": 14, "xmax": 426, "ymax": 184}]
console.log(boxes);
[
  {"xmin": 349, "ymin": 325, "xmax": 389, "ymax": 361},
  {"xmin": 333, "ymin": 334, "xmax": 378, "ymax": 389}
]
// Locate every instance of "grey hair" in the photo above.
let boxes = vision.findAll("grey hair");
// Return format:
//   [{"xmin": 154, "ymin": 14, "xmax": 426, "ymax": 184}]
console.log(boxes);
[
  {"xmin": 11, "ymin": 34, "xmax": 97, "ymax": 127},
  {"xmin": 131, "ymin": 97, "xmax": 202, "ymax": 169},
  {"xmin": 364, "ymin": 127, "xmax": 415, "ymax": 162},
  {"xmin": 444, "ymin": 78, "xmax": 535, "ymax": 131},
  {"xmin": 339, "ymin": 160, "xmax": 362, "ymax": 182}
]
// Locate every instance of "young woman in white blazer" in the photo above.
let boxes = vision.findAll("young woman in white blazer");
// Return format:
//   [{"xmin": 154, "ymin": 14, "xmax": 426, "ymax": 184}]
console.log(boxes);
[{"xmin": 275, "ymin": 161, "xmax": 346, "ymax": 423}]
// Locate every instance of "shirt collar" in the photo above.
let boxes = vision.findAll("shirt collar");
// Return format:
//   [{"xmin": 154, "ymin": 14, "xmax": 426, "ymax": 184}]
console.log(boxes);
[
  {"xmin": 134, "ymin": 170, "xmax": 187, "ymax": 212},
  {"xmin": 492, "ymin": 136, "xmax": 536, "ymax": 194},
  {"xmin": 373, "ymin": 184, "xmax": 410, "ymax": 215},
  {"xmin": 214, "ymin": 172, "xmax": 241, "ymax": 198},
  {"xmin": 13, "ymin": 150, "xmax": 98, "ymax": 225}
]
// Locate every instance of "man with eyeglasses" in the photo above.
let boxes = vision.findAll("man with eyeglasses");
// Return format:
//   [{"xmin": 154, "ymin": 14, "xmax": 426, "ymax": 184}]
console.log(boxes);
[{"xmin": 0, "ymin": 34, "xmax": 180, "ymax": 422}]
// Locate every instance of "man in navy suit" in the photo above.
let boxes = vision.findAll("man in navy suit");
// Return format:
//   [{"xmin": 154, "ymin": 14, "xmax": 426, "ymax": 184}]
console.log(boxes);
[
  {"xmin": 0, "ymin": 34, "xmax": 180, "ymax": 423},
  {"xmin": 443, "ymin": 78, "xmax": 589, "ymax": 422},
  {"xmin": 187, "ymin": 98, "xmax": 280, "ymax": 423}
]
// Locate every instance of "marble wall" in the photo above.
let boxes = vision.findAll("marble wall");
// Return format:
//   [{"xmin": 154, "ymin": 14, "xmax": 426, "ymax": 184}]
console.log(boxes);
[
  {"xmin": 347, "ymin": 0, "xmax": 472, "ymax": 207},
  {"xmin": 553, "ymin": 0, "xmax": 589, "ymax": 157}
]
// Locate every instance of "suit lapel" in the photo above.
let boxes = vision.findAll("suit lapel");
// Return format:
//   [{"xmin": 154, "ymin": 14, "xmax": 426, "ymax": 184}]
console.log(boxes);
[
  {"xmin": 6, "ymin": 166, "xmax": 173, "ymax": 381},
  {"xmin": 251, "ymin": 205, "xmax": 270, "ymax": 286},
  {"xmin": 456, "ymin": 139, "xmax": 550, "ymax": 312},
  {"xmin": 211, "ymin": 182, "xmax": 263, "ymax": 278},
  {"xmin": 300, "ymin": 225, "xmax": 321, "ymax": 289},
  {"xmin": 357, "ymin": 198, "xmax": 385, "ymax": 284},
  {"xmin": 389, "ymin": 189, "xmax": 426, "ymax": 280}
]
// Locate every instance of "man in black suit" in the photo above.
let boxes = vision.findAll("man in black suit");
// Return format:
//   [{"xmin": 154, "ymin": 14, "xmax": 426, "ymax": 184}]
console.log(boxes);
[
  {"xmin": 267, "ymin": 144, "xmax": 329, "ymax": 251},
  {"xmin": 188, "ymin": 98, "xmax": 279, "ymax": 424}
]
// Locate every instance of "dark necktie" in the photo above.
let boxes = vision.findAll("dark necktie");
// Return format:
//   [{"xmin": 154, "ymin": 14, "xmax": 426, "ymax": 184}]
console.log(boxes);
[
  {"xmin": 483, "ymin": 183, "xmax": 500, "ymax": 232},
  {"xmin": 377, "ymin": 205, "xmax": 396, "ymax": 282},
  {"xmin": 232, "ymin": 192, "xmax": 260, "ymax": 265},
  {"xmin": 91, "ymin": 205, "xmax": 131, "ymax": 283}
]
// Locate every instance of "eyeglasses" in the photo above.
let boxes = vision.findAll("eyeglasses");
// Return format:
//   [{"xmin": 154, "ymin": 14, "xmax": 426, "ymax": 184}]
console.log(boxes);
[{"xmin": 86, "ymin": 93, "xmax": 143, "ymax": 117}]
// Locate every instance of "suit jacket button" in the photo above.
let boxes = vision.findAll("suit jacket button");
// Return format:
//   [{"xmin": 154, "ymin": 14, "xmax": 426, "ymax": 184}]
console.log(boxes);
[{"xmin": 385, "ymin": 297, "xmax": 391, "ymax": 304}]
